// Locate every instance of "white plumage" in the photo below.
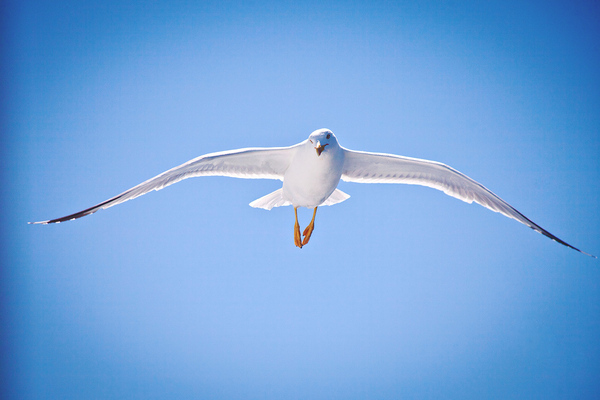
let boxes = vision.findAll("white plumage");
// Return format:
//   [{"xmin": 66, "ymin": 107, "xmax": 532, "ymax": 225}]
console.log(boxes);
[{"xmin": 30, "ymin": 128, "xmax": 595, "ymax": 256}]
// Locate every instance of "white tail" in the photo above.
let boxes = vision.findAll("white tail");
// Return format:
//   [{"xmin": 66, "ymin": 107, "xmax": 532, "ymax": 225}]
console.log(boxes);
[
  {"xmin": 321, "ymin": 188, "xmax": 350, "ymax": 206},
  {"xmin": 249, "ymin": 188, "xmax": 350, "ymax": 210},
  {"xmin": 249, "ymin": 189, "xmax": 291, "ymax": 210}
]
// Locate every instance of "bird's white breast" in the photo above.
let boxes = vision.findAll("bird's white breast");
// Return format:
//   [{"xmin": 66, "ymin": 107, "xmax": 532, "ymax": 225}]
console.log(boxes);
[{"xmin": 282, "ymin": 143, "xmax": 345, "ymax": 208}]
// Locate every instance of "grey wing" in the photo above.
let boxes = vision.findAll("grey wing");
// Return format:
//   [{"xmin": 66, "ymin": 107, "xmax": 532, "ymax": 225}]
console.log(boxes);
[
  {"xmin": 341, "ymin": 148, "xmax": 595, "ymax": 258},
  {"xmin": 31, "ymin": 145, "xmax": 297, "ymax": 224}
]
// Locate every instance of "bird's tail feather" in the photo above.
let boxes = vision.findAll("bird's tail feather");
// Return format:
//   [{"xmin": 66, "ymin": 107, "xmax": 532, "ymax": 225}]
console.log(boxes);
[
  {"xmin": 249, "ymin": 189, "xmax": 291, "ymax": 210},
  {"xmin": 321, "ymin": 188, "xmax": 350, "ymax": 206},
  {"xmin": 249, "ymin": 188, "xmax": 350, "ymax": 210}
]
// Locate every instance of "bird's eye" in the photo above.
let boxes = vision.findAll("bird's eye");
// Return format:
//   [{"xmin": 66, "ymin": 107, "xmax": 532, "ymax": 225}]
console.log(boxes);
[
  {"xmin": 326, "ymin": 134, "xmax": 331, "ymax": 139},
  {"xmin": 310, "ymin": 139, "xmax": 314, "ymax": 144}
]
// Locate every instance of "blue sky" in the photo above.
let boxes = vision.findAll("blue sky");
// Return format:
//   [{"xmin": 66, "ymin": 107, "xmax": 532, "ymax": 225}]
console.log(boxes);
[{"xmin": 3, "ymin": 1, "xmax": 600, "ymax": 399}]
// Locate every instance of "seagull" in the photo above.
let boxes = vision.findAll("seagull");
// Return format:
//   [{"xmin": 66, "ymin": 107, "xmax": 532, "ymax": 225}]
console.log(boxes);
[{"xmin": 30, "ymin": 128, "xmax": 595, "ymax": 257}]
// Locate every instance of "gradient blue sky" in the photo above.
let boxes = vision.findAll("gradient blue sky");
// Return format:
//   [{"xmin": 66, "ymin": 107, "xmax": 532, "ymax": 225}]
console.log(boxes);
[{"xmin": 3, "ymin": 1, "xmax": 600, "ymax": 399}]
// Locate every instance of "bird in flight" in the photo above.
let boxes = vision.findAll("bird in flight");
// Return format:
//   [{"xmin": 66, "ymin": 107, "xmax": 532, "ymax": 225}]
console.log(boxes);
[{"xmin": 31, "ymin": 129, "xmax": 595, "ymax": 257}]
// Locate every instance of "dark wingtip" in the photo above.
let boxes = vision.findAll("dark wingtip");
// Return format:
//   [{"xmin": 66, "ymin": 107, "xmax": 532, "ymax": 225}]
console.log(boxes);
[
  {"xmin": 556, "ymin": 240, "xmax": 596, "ymax": 259},
  {"xmin": 28, "ymin": 218, "xmax": 58, "ymax": 225},
  {"xmin": 529, "ymin": 223, "xmax": 597, "ymax": 259},
  {"xmin": 562, "ymin": 243, "xmax": 596, "ymax": 259}
]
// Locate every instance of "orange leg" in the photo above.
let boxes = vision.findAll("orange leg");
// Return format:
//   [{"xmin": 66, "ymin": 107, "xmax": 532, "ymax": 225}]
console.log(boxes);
[
  {"xmin": 294, "ymin": 207, "xmax": 303, "ymax": 248},
  {"xmin": 301, "ymin": 207, "xmax": 318, "ymax": 246}
]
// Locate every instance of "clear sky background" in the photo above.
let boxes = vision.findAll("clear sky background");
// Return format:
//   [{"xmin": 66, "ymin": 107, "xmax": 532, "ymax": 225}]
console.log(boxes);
[{"xmin": 2, "ymin": 1, "xmax": 600, "ymax": 399}]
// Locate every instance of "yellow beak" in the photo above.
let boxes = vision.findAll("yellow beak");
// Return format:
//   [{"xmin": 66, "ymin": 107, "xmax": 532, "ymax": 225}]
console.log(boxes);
[{"xmin": 315, "ymin": 144, "xmax": 328, "ymax": 156}]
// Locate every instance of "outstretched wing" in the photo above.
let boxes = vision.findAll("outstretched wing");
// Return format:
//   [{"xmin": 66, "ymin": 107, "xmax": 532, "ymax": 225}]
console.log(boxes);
[
  {"xmin": 341, "ymin": 148, "xmax": 595, "ymax": 258},
  {"xmin": 31, "ymin": 145, "xmax": 297, "ymax": 224}
]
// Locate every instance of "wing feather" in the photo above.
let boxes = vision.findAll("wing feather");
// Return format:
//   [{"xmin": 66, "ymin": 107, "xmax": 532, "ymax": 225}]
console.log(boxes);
[
  {"xmin": 31, "ymin": 145, "xmax": 297, "ymax": 224},
  {"xmin": 341, "ymin": 148, "xmax": 595, "ymax": 258}
]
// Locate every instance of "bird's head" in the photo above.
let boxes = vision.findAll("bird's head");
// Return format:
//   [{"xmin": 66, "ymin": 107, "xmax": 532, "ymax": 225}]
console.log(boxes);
[{"xmin": 308, "ymin": 129, "xmax": 337, "ymax": 156}]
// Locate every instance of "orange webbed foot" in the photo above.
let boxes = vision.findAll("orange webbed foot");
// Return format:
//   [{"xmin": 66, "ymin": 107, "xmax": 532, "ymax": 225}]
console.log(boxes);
[
  {"xmin": 301, "ymin": 207, "xmax": 317, "ymax": 246},
  {"xmin": 293, "ymin": 207, "xmax": 303, "ymax": 248}
]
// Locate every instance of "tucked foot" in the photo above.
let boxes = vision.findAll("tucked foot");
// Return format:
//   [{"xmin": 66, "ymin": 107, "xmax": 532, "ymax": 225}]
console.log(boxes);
[
  {"xmin": 294, "ymin": 222, "xmax": 303, "ymax": 248},
  {"xmin": 301, "ymin": 222, "xmax": 314, "ymax": 246},
  {"xmin": 294, "ymin": 207, "xmax": 303, "ymax": 248},
  {"xmin": 301, "ymin": 207, "xmax": 318, "ymax": 246}
]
